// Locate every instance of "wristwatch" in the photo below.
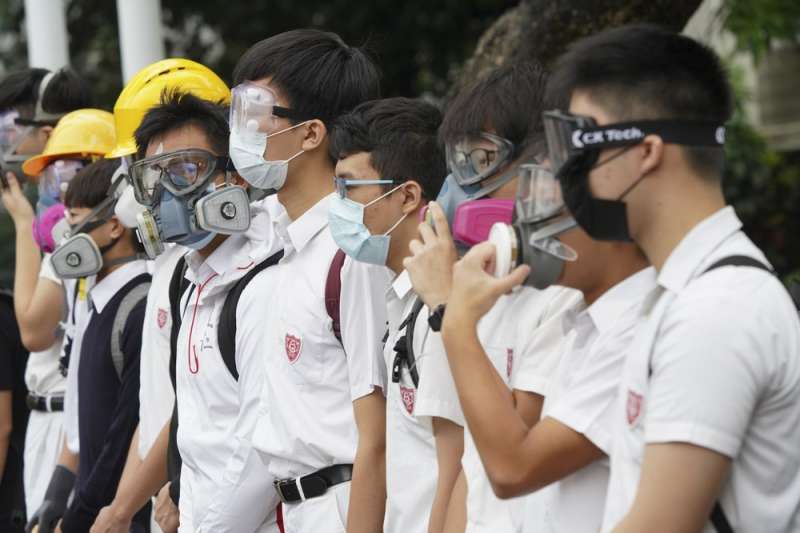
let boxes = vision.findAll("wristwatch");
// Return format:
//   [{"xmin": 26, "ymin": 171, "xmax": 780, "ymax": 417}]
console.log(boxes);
[{"xmin": 428, "ymin": 304, "xmax": 446, "ymax": 332}]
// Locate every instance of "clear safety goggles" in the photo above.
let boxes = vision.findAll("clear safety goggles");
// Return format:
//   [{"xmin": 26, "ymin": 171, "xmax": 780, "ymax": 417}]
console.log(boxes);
[
  {"xmin": 63, "ymin": 174, "xmax": 126, "ymax": 236},
  {"xmin": 0, "ymin": 110, "xmax": 31, "ymax": 155},
  {"xmin": 514, "ymin": 164, "xmax": 565, "ymax": 224},
  {"xmin": 129, "ymin": 149, "xmax": 231, "ymax": 207},
  {"xmin": 39, "ymin": 159, "xmax": 85, "ymax": 201},
  {"xmin": 230, "ymin": 81, "xmax": 312, "ymax": 136},
  {"xmin": 445, "ymin": 132, "xmax": 514, "ymax": 186},
  {"xmin": 334, "ymin": 177, "xmax": 399, "ymax": 199}
]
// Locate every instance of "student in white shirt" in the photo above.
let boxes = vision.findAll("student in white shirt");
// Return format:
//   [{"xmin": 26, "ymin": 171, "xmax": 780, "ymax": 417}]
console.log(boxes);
[
  {"xmin": 88, "ymin": 57, "xmax": 232, "ymax": 533},
  {"xmin": 99, "ymin": 91, "xmax": 281, "ymax": 533},
  {"xmin": 0, "ymin": 70, "xmax": 92, "ymax": 526},
  {"xmin": 408, "ymin": 188, "xmax": 655, "ymax": 533},
  {"xmin": 405, "ymin": 62, "xmax": 582, "ymax": 533},
  {"xmin": 229, "ymin": 29, "xmax": 387, "ymax": 533},
  {"xmin": 543, "ymin": 24, "xmax": 800, "ymax": 532},
  {"xmin": 326, "ymin": 97, "xmax": 447, "ymax": 533}
]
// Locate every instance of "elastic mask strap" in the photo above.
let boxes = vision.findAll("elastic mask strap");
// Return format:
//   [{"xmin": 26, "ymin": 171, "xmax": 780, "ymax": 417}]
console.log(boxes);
[
  {"xmin": 104, "ymin": 253, "xmax": 148, "ymax": 269},
  {"xmin": 365, "ymin": 183, "xmax": 404, "ymax": 209},
  {"xmin": 383, "ymin": 213, "xmax": 408, "ymax": 237},
  {"xmin": 266, "ymin": 120, "xmax": 308, "ymax": 139}
]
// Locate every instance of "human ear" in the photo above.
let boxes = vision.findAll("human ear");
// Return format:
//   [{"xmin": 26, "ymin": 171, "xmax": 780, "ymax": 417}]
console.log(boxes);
[
  {"xmin": 300, "ymin": 119, "xmax": 327, "ymax": 152},
  {"xmin": 400, "ymin": 181, "xmax": 423, "ymax": 215},
  {"xmin": 639, "ymin": 135, "xmax": 664, "ymax": 177}
]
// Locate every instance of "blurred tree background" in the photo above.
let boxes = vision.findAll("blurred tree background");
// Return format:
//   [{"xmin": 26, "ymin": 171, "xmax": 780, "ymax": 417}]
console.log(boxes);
[{"xmin": 0, "ymin": 0, "xmax": 797, "ymax": 286}]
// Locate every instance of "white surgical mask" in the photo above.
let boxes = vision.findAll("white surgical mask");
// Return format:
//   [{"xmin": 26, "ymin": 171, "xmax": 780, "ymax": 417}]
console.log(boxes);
[{"xmin": 229, "ymin": 122, "xmax": 306, "ymax": 191}]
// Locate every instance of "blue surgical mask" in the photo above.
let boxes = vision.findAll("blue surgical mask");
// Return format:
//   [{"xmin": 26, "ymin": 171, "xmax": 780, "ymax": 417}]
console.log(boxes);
[{"xmin": 328, "ymin": 186, "xmax": 407, "ymax": 266}]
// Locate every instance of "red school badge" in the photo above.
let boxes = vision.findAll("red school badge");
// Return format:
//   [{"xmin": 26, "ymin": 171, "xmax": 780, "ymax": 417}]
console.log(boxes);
[
  {"xmin": 157, "ymin": 308, "xmax": 168, "ymax": 329},
  {"xmin": 400, "ymin": 386, "xmax": 415, "ymax": 415},
  {"xmin": 285, "ymin": 334, "xmax": 302, "ymax": 363},
  {"xmin": 506, "ymin": 348, "xmax": 514, "ymax": 379},
  {"xmin": 626, "ymin": 390, "xmax": 644, "ymax": 425}
]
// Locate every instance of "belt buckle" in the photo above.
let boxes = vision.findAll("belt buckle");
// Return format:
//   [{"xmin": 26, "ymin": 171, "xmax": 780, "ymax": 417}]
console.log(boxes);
[{"xmin": 274, "ymin": 478, "xmax": 291, "ymax": 503}]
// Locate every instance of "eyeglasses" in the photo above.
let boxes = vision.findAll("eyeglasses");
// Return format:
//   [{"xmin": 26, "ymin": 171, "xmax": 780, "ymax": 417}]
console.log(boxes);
[
  {"xmin": 129, "ymin": 149, "xmax": 230, "ymax": 207},
  {"xmin": 446, "ymin": 132, "xmax": 514, "ymax": 186},
  {"xmin": 333, "ymin": 177, "xmax": 399, "ymax": 199}
]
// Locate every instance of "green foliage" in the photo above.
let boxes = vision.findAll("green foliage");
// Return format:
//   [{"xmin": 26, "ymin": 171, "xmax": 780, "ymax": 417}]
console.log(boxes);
[
  {"xmin": 723, "ymin": 66, "xmax": 800, "ymax": 278},
  {"xmin": 721, "ymin": 0, "xmax": 800, "ymax": 60}
]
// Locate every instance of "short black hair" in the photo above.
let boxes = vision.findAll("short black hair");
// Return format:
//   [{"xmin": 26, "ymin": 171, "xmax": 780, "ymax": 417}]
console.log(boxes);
[
  {"xmin": 440, "ymin": 61, "xmax": 550, "ymax": 159},
  {"xmin": 64, "ymin": 158, "xmax": 121, "ymax": 209},
  {"xmin": 0, "ymin": 68, "xmax": 91, "ymax": 121},
  {"xmin": 233, "ymin": 29, "xmax": 381, "ymax": 128},
  {"xmin": 134, "ymin": 90, "xmax": 229, "ymax": 159},
  {"xmin": 331, "ymin": 97, "xmax": 446, "ymax": 200},
  {"xmin": 547, "ymin": 24, "xmax": 733, "ymax": 177}
]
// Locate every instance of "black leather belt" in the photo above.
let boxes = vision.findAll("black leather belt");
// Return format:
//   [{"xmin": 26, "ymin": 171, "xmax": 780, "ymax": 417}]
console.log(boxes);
[
  {"xmin": 274, "ymin": 464, "xmax": 353, "ymax": 503},
  {"xmin": 26, "ymin": 394, "xmax": 65, "ymax": 412}
]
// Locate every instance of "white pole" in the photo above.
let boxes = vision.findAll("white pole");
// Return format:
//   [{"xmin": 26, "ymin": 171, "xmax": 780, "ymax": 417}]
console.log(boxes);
[
  {"xmin": 24, "ymin": 0, "xmax": 70, "ymax": 70},
  {"xmin": 116, "ymin": 0, "xmax": 165, "ymax": 83}
]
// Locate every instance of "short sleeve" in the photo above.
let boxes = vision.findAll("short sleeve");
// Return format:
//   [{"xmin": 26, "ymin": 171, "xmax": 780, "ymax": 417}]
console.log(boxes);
[
  {"xmin": 644, "ymin": 288, "xmax": 775, "ymax": 458},
  {"xmin": 339, "ymin": 257, "xmax": 390, "ymax": 401},
  {"xmin": 40, "ymin": 253, "xmax": 63, "ymax": 286},
  {"xmin": 414, "ymin": 330, "xmax": 465, "ymax": 427},
  {"xmin": 512, "ymin": 287, "xmax": 582, "ymax": 395}
]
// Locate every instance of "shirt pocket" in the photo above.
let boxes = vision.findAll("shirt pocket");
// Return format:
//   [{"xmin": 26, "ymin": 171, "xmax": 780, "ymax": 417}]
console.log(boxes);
[{"xmin": 277, "ymin": 314, "xmax": 332, "ymax": 387}]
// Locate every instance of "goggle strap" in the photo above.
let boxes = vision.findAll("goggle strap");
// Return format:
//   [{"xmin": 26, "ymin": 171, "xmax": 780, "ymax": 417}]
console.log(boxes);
[
  {"xmin": 273, "ymin": 105, "xmax": 315, "ymax": 123},
  {"xmin": 570, "ymin": 120, "xmax": 725, "ymax": 150}
]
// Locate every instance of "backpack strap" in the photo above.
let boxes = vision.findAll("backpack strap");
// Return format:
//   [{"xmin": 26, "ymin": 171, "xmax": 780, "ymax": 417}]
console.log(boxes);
[
  {"xmin": 391, "ymin": 298, "xmax": 426, "ymax": 388},
  {"xmin": 702, "ymin": 255, "xmax": 772, "ymax": 275},
  {"xmin": 325, "ymin": 249, "xmax": 347, "ymax": 346},
  {"xmin": 710, "ymin": 501, "xmax": 733, "ymax": 533},
  {"xmin": 110, "ymin": 280, "xmax": 151, "ymax": 380},
  {"xmin": 168, "ymin": 256, "xmax": 192, "ymax": 390},
  {"xmin": 217, "ymin": 250, "xmax": 284, "ymax": 381}
]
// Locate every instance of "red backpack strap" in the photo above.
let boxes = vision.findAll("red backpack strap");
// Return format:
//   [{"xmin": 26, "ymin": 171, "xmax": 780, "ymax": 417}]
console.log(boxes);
[{"xmin": 325, "ymin": 249, "xmax": 347, "ymax": 346}]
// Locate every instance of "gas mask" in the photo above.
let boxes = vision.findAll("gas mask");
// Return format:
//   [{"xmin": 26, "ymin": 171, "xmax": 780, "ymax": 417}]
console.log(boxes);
[
  {"xmin": 542, "ymin": 110, "xmax": 726, "ymax": 242},
  {"xmin": 228, "ymin": 81, "xmax": 311, "ymax": 191},
  {"xmin": 51, "ymin": 176, "xmax": 139, "ymax": 279},
  {"xmin": 129, "ymin": 148, "xmax": 251, "ymax": 258},
  {"xmin": 36, "ymin": 159, "xmax": 85, "ymax": 211},
  {"xmin": 488, "ymin": 164, "xmax": 578, "ymax": 290}
]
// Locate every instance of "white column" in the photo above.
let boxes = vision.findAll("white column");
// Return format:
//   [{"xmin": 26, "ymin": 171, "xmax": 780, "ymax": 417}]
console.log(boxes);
[
  {"xmin": 116, "ymin": 0, "xmax": 166, "ymax": 83},
  {"xmin": 24, "ymin": 0, "xmax": 70, "ymax": 70}
]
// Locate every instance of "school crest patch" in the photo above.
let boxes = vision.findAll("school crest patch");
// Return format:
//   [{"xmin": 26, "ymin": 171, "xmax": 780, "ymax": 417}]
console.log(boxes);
[
  {"xmin": 626, "ymin": 390, "xmax": 644, "ymax": 426},
  {"xmin": 506, "ymin": 348, "xmax": 514, "ymax": 379},
  {"xmin": 285, "ymin": 334, "xmax": 302, "ymax": 363},
  {"xmin": 400, "ymin": 386, "xmax": 415, "ymax": 415},
  {"xmin": 157, "ymin": 308, "xmax": 168, "ymax": 329}
]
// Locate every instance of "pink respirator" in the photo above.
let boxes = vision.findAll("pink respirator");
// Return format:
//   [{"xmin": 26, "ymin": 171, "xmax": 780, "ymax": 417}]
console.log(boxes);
[
  {"xmin": 452, "ymin": 199, "xmax": 514, "ymax": 245},
  {"xmin": 32, "ymin": 203, "xmax": 67, "ymax": 253}
]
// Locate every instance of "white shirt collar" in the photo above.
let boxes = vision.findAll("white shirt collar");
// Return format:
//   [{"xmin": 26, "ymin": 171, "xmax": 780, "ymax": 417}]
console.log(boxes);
[
  {"xmin": 389, "ymin": 270, "xmax": 414, "ymax": 301},
  {"xmin": 88, "ymin": 259, "xmax": 149, "ymax": 313},
  {"xmin": 275, "ymin": 194, "xmax": 331, "ymax": 253},
  {"xmin": 657, "ymin": 206, "xmax": 742, "ymax": 292},
  {"xmin": 587, "ymin": 266, "xmax": 658, "ymax": 334}
]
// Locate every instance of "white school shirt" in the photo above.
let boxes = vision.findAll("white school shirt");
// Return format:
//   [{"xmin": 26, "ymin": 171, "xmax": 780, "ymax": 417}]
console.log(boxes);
[
  {"xmin": 251, "ymin": 194, "xmax": 390, "ymax": 480},
  {"xmin": 175, "ymin": 206, "xmax": 283, "ymax": 533},
  {"xmin": 24, "ymin": 254, "xmax": 67, "ymax": 396},
  {"xmin": 528, "ymin": 267, "xmax": 657, "ymax": 533},
  {"xmin": 137, "ymin": 244, "xmax": 184, "ymax": 458},
  {"xmin": 417, "ymin": 283, "xmax": 581, "ymax": 533},
  {"xmin": 383, "ymin": 271, "xmax": 438, "ymax": 533},
  {"xmin": 61, "ymin": 274, "xmax": 95, "ymax": 453},
  {"xmin": 602, "ymin": 207, "xmax": 800, "ymax": 532}
]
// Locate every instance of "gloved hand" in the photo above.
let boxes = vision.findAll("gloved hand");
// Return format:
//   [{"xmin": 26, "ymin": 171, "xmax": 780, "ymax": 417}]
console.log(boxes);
[{"xmin": 26, "ymin": 465, "xmax": 76, "ymax": 533}]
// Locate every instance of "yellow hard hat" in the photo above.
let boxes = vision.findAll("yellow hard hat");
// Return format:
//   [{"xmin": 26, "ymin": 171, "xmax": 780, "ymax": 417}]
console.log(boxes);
[
  {"xmin": 107, "ymin": 58, "xmax": 231, "ymax": 159},
  {"xmin": 22, "ymin": 108, "xmax": 115, "ymax": 177}
]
